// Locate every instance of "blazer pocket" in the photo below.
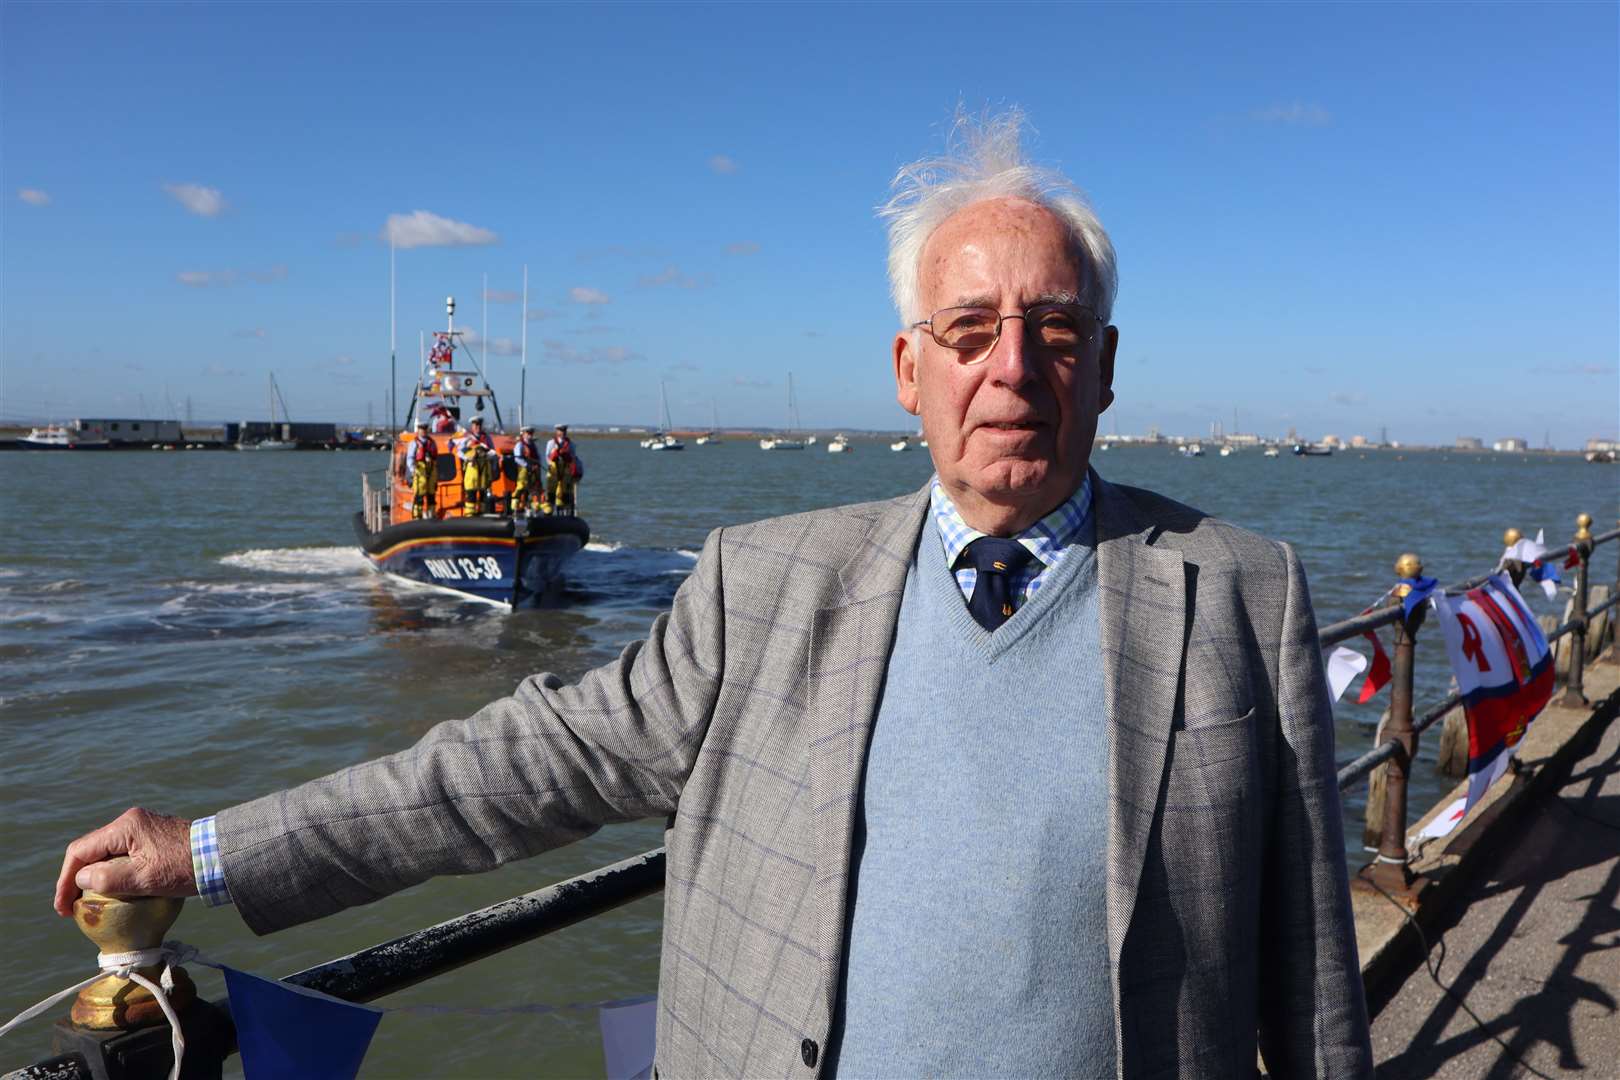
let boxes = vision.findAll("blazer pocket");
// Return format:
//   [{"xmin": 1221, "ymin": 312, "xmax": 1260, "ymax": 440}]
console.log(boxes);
[{"xmin": 1169, "ymin": 706, "xmax": 1256, "ymax": 773}]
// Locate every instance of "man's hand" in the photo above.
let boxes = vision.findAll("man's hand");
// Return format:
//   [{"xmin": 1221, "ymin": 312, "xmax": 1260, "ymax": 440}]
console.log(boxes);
[{"xmin": 54, "ymin": 808, "xmax": 197, "ymax": 916}]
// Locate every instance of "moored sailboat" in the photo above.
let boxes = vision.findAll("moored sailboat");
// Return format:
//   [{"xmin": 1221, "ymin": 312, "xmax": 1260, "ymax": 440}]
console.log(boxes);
[{"xmin": 759, "ymin": 372, "xmax": 806, "ymax": 450}]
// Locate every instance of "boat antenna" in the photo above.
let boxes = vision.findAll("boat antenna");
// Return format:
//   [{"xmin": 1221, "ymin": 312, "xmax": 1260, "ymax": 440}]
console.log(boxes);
[
  {"xmin": 389, "ymin": 233, "xmax": 397, "ymax": 432},
  {"xmin": 519, "ymin": 264, "xmax": 528, "ymax": 430}
]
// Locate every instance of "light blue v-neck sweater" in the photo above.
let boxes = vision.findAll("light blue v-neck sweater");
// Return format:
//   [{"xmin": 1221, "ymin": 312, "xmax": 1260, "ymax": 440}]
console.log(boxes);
[{"xmin": 831, "ymin": 514, "xmax": 1114, "ymax": 1079}]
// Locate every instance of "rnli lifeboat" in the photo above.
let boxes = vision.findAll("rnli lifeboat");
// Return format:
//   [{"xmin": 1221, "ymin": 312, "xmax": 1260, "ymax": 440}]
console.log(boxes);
[{"xmin": 353, "ymin": 296, "xmax": 589, "ymax": 607}]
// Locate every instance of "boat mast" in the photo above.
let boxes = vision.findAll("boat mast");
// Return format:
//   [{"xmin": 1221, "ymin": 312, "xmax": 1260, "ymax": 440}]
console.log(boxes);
[
  {"xmin": 389, "ymin": 235, "xmax": 396, "ymax": 432},
  {"xmin": 519, "ymin": 264, "xmax": 528, "ymax": 430}
]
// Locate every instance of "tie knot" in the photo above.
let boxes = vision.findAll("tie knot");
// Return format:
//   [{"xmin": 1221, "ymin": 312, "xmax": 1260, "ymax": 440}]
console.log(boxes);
[{"xmin": 959, "ymin": 536, "xmax": 1037, "ymax": 576}]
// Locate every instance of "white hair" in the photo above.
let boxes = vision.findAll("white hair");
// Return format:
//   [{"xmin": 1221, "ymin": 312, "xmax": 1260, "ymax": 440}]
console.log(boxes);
[{"xmin": 878, "ymin": 107, "xmax": 1118, "ymax": 327}]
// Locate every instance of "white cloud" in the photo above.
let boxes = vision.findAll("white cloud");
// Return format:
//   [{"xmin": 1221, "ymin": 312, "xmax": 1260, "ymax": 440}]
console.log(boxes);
[
  {"xmin": 1251, "ymin": 102, "xmax": 1332, "ymax": 127},
  {"xmin": 569, "ymin": 286, "xmax": 610, "ymax": 305},
  {"xmin": 543, "ymin": 340, "xmax": 641, "ymax": 365},
  {"xmin": 526, "ymin": 308, "xmax": 559, "ymax": 322},
  {"xmin": 724, "ymin": 241, "xmax": 760, "ymax": 256},
  {"xmin": 202, "ymin": 362, "xmax": 245, "ymax": 376},
  {"xmin": 461, "ymin": 329, "xmax": 524, "ymax": 357},
  {"xmin": 484, "ymin": 288, "xmax": 521, "ymax": 303},
  {"xmin": 175, "ymin": 264, "xmax": 282, "ymax": 288},
  {"xmin": 163, "ymin": 182, "xmax": 227, "ymax": 217},
  {"xmin": 733, "ymin": 376, "xmax": 771, "ymax": 389},
  {"xmin": 1330, "ymin": 390, "xmax": 1367, "ymax": 406},
  {"xmin": 177, "ymin": 269, "xmax": 236, "ymax": 288},
  {"xmin": 233, "ymin": 327, "xmax": 268, "ymax": 339},
  {"xmin": 708, "ymin": 154, "xmax": 739, "ymax": 175},
  {"xmin": 638, "ymin": 265, "xmax": 712, "ymax": 289},
  {"xmin": 333, "ymin": 355, "xmax": 355, "ymax": 367},
  {"xmin": 382, "ymin": 210, "xmax": 499, "ymax": 249},
  {"xmin": 18, "ymin": 188, "xmax": 51, "ymax": 207},
  {"xmin": 1532, "ymin": 362, "xmax": 1614, "ymax": 376}
]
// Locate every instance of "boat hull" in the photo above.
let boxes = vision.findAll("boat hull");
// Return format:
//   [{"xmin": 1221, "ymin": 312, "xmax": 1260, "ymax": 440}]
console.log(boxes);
[{"xmin": 353, "ymin": 512, "xmax": 590, "ymax": 607}]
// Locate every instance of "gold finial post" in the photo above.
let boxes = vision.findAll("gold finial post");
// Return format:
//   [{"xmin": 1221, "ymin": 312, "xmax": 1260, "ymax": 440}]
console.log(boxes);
[
  {"xmin": 1559, "ymin": 513, "xmax": 1594, "ymax": 707},
  {"xmin": 1501, "ymin": 528, "xmax": 1527, "ymax": 585},
  {"xmin": 70, "ymin": 885, "xmax": 196, "ymax": 1030},
  {"xmin": 1356, "ymin": 550, "xmax": 1432, "ymax": 904}
]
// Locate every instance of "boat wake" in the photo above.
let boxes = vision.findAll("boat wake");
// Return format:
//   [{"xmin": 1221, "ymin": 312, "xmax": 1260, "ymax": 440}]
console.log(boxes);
[
  {"xmin": 220, "ymin": 546, "xmax": 372, "ymax": 576},
  {"xmin": 562, "ymin": 541, "xmax": 698, "ymax": 609}
]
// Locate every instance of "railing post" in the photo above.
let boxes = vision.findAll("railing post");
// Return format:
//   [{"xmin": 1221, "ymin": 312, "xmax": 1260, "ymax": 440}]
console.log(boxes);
[
  {"xmin": 1500, "ymin": 527, "xmax": 1525, "ymax": 587},
  {"xmin": 1606, "ymin": 517, "xmax": 1620, "ymax": 665},
  {"xmin": 1356, "ymin": 552, "xmax": 1430, "ymax": 904},
  {"xmin": 1559, "ymin": 513, "xmax": 1593, "ymax": 707}
]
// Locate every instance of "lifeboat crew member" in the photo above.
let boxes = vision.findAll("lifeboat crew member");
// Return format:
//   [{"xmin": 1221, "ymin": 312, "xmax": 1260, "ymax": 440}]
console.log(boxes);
[
  {"xmin": 542, "ymin": 423, "xmax": 582, "ymax": 516},
  {"xmin": 510, "ymin": 425, "xmax": 542, "ymax": 517},
  {"xmin": 406, "ymin": 420, "xmax": 439, "ymax": 520},
  {"xmin": 457, "ymin": 415, "xmax": 497, "ymax": 516}
]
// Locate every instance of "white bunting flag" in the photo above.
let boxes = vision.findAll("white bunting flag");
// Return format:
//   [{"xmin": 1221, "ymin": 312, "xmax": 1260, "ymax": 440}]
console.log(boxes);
[{"xmin": 1325, "ymin": 646, "xmax": 1369, "ymax": 703}]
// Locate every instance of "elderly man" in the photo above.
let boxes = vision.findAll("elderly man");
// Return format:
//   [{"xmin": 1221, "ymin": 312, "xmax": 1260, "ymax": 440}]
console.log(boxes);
[{"xmin": 55, "ymin": 113, "xmax": 1370, "ymax": 1078}]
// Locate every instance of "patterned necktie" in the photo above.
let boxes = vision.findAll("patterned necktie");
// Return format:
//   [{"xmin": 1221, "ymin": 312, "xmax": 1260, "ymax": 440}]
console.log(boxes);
[{"xmin": 958, "ymin": 536, "xmax": 1039, "ymax": 632}]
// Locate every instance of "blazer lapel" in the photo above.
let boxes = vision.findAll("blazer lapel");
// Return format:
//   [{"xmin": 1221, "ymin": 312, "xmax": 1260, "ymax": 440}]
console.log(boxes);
[
  {"xmin": 805, "ymin": 483, "xmax": 928, "ymax": 1011},
  {"xmin": 1093, "ymin": 473, "xmax": 1188, "ymax": 973}
]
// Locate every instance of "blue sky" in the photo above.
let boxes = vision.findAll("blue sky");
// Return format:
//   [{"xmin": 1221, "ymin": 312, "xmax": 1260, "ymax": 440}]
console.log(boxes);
[{"xmin": 3, "ymin": 2, "xmax": 1615, "ymax": 445}]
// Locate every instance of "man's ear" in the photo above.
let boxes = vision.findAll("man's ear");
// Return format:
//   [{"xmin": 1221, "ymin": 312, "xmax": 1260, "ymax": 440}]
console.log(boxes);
[
  {"xmin": 894, "ymin": 331, "xmax": 921, "ymax": 416},
  {"xmin": 1097, "ymin": 325, "xmax": 1119, "ymax": 414}
]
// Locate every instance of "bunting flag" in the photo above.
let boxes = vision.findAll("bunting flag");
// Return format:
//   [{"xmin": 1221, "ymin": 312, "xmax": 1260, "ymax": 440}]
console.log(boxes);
[
  {"xmin": 1356, "ymin": 630, "xmax": 1392, "ymax": 704},
  {"xmin": 1500, "ymin": 529, "xmax": 1561, "ymax": 599},
  {"xmin": 1397, "ymin": 575, "xmax": 1440, "ymax": 618},
  {"xmin": 1325, "ymin": 646, "xmax": 1368, "ymax": 703},
  {"xmin": 1431, "ymin": 574, "xmax": 1554, "ymax": 813},
  {"xmin": 1563, "ymin": 545, "xmax": 1581, "ymax": 570},
  {"xmin": 222, "ymin": 967, "xmax": 383, "ymax": 1080},
  {"xmin": 1527, "ymin": 559, "xmax": 1561, "ymax": 600},
  {"xmin": 599, "ymin": 995, "xmax": 658, "ymax": 1080}
]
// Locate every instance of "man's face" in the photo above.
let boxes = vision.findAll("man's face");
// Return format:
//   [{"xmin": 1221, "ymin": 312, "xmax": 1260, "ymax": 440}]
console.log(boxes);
[{"xmin": 893, "ymin": 197, "xmax": 1117, "ymax": 534}]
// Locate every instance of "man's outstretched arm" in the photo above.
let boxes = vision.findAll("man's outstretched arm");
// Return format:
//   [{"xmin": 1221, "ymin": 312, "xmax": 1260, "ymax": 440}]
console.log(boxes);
[{"xmin": 55, "ymin": 526, "xmax": 727, "ymax": 932}]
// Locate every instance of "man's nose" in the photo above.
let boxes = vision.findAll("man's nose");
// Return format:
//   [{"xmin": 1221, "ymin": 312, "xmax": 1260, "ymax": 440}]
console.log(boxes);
[{"xmin": 987, "ymin": 314, "xmax": 1034, "ymax": 387}]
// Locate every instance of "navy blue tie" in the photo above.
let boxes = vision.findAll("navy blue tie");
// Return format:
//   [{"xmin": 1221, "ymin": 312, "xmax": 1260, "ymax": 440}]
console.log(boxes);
[{"xmin": 958, "ymin": 537, "xmax": 1038, "ymax": 631}]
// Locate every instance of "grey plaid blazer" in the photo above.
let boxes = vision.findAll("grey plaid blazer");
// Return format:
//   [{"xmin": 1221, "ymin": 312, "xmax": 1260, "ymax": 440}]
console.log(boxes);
[{"xmin": 216, "ymin": 473, "xmax": 1372, "ymax": 1078}]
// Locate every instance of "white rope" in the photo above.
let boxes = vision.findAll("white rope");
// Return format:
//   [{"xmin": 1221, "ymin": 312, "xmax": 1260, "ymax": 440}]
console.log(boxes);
[{"xmin": 0, "ymin": 943, "xmax": 197, "ymax": 1080}]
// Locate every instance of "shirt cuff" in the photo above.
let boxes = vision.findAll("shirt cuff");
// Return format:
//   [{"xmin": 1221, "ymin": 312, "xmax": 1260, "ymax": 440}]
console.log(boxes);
[{"xmin": 190, "ymin": 815, "xmax": 233, "ymax": 907}]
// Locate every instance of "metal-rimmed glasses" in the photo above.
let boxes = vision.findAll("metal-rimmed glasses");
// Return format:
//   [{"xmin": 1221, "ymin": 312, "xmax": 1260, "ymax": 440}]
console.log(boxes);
[{"xmin": 910, "ymin": 302, "xmax": 1101, "ymax": 359}]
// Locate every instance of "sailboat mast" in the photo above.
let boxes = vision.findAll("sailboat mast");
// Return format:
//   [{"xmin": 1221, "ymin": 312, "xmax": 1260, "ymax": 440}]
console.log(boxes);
[
  {"xmin": 389, "ymin": 237, "xmax": 397, "ymax": 431},
  {"xmin": 519, "ymin": 264, "xmax": 528, "ymax": 430}
]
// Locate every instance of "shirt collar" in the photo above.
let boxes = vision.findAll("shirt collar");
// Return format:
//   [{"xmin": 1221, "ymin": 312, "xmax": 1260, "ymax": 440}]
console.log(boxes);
[{"xmin": 930, "ymin": 473, "xmax": 1093, "ymax": 570}]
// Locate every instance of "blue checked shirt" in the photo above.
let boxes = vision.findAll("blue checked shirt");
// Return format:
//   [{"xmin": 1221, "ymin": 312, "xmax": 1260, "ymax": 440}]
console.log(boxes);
[
  {"xmin": 931, "ymin": 474, "xmax": 1093, "ymax": 609},
  {"xmin": 188, "ymin": 478, "xmax": 1094, "ymax": 908},
  {"xmin": 190, "ymin": 815, "xmax": 232, "ymax": 906}
]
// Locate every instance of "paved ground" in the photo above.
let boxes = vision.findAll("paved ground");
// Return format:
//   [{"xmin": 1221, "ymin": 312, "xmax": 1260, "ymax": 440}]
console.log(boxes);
[{"xmin": 1369, "ymin": 691, "xmax": 1620, "ymax": 1079}]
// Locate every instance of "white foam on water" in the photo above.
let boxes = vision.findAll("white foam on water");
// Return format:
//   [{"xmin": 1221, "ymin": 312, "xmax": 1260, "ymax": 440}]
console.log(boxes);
[
  {"xmin": 0, "ymin": 606, "xmax": 75, "ymax": 626},
  {"xmin": 584, "ymin": 540, "xmax": 623, "ymax": 553},
  {"xmin": 220, "ymin": 546, "xmax": 371, "ymax": 577},
  {"xmin": 0, "ymin": 567, "xmax": 25, "ymax": 579}
]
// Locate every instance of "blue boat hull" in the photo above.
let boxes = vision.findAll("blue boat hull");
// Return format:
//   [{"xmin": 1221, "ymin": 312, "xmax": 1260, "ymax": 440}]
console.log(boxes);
[{"xmin": 353, "ymin": 512, "xmax": 589, "ymax": 607}]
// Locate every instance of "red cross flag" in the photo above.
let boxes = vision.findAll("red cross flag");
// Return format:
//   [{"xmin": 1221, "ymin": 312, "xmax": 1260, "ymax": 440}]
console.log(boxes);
[{"xmin": 1431, "ymin": 573, "xmax": 1554, "ymax": 814}]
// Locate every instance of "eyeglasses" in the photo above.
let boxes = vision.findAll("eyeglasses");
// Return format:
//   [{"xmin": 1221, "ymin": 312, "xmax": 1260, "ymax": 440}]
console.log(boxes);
[{"xmin": 911, "ymin": 303, "xmax": 1100, "ymax": 358}]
